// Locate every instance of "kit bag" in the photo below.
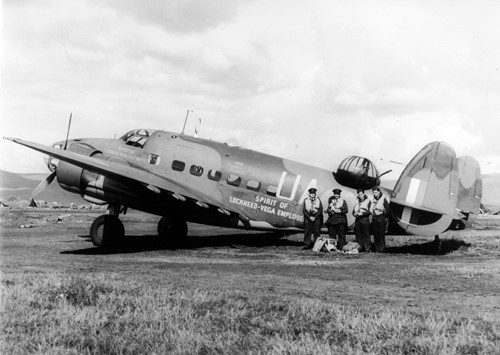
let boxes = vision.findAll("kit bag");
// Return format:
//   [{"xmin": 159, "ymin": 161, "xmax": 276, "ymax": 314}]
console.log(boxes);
[{"xmin": 313, "ymin": 237, "xmax": 338, "ymax": 252}]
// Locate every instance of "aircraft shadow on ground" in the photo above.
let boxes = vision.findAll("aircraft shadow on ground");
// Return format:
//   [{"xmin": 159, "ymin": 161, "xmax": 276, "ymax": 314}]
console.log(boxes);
[
  {"xmin": 385, "ymin": 238, "xmax": 471, "ymax": 255},
  {"xmin": 62, "ymin": 234, "xmax": 469, "ymax": 256},
  {"xmin": 62, "ymin": 232, "xmax": 302, "ymax": 255}
]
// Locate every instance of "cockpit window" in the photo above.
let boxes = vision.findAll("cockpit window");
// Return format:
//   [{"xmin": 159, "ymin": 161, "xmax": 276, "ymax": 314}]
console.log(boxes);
[{"xmin": 120, "ymin": 129, "xmax": 156, "ymax": 148}]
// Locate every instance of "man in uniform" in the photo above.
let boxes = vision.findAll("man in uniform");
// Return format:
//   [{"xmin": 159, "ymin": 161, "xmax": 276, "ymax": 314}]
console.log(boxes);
[
  {"xmin": 371, "ymin": 187, "xmax": 390, "ymax": 252},
  {"xmin": 302, "ymin": 187, "xmax": 323, "ymax": 249},
  {"xmin": 325, "ymin": 188, "xmax": 348, "ymax": 250},
  {"xmin": 352, "ymin": 189, "xmax": 371, "ymax": 252}
]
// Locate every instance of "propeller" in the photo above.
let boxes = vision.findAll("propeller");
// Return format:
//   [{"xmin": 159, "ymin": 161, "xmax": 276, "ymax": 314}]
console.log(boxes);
[
  {"xmin": 31, "ymin": 114, "xmax": 72, "ymax": 201},
  {"xmin": 31, "ymin": 171, "xmax": 57, "ymax": 199}
]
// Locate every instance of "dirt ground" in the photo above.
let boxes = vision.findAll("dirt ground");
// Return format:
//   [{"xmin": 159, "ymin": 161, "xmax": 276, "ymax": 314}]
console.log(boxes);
[{"xmin": 1, "ymin": 208, "xmax": 499, "ymax": 323}]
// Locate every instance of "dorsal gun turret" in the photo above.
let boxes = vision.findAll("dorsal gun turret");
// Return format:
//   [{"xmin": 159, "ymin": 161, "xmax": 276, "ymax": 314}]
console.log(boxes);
[{"xmin": 334, "ymin": 156, "xmax": 380, "ymax": 190}]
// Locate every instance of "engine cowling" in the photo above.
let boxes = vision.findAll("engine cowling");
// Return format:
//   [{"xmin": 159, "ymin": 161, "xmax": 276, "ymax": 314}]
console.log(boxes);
[
  {"xmin": 56, "ymin": 144, "xmax": 103, "ymax": 193},
  {"xmin": 334, "ymin": 156, "xmax": 380, "ymax": 190},
  {"xmin": 55, "ymin": 143, "xmax": 144, "ymax": 204}
]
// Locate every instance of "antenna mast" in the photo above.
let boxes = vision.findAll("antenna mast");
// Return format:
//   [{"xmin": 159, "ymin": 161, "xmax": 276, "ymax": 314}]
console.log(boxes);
[{"xmin": 181, "ymin": 109, "xmax": 192, "ymax": 135}]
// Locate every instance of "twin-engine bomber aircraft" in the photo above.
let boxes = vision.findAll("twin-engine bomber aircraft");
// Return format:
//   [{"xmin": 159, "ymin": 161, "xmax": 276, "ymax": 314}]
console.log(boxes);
[{"xmin": 4, "ymin": 121, "xmax": 482, "ymax": 248}]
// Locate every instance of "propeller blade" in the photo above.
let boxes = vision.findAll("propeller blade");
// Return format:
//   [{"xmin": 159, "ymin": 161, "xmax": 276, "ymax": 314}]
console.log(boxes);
[
  {"xmin": 31, "ymin": 171, "xmax": 57, "ymax": 198},
  {"xmin": 63, "ymin": 113, "xmax": 72, "ymax": 150}
]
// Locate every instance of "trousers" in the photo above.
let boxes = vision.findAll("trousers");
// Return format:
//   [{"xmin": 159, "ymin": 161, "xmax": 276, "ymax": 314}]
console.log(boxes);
[
  {"xmin": 371, "ymin": 216, "xmax": 387, "ymax": 252},
  {"xmin": 327, "ymin": 223, "xmax": 347, "ymax": 250},
  {"xmin": 354, "ymin": 217, "xmax": 371, "ymax": 252},
  {"xmin": 304, "ymin": 218, "xmax": 322, "ymax": 247}
]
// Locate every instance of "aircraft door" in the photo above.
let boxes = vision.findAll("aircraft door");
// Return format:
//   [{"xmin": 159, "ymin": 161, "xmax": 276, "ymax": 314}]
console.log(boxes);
[{"xmin": 277, "ymin": 171, "xmax": 301, "ymax": 201}]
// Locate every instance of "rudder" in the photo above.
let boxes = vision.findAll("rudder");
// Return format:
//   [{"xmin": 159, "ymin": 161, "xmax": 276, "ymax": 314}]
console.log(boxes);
[
  {"xmin": 449, "ymin": 156, "xmax": 482, "ymax": 229},
  {"xmin": 390, "ymin": 142, "xmax": 459, "ymax": 237}
]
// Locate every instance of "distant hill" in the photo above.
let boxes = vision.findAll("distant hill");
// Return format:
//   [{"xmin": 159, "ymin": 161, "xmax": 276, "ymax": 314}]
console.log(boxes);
[
  {"xmin": 0, "ymin": 170, "xmax": 39, "ymax": 189},
  {"xmin": 1, "ymin": 168, "xmax": 499, "ymax": 209},
  {"xmin": 21, "ymin": 173, "xmax": 52, "ymax": 181},
  {"xmin": 0, "ymin": 169, "xmax": 85, "ymax": 205},
  {"xmin": 481, "ymin": 174, "xmax": 500, "ymax": 209}
]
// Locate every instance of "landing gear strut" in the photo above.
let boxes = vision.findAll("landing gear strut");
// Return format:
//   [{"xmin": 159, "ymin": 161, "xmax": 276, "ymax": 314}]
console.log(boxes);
[
  {"xmin": 434, "ymin": 235, "xmax": 442, "ymax": 254},
  {"xmin": 157, "ymin": 215, "xmax": 188, "ymax": 247},
  {"xmin": 90, "ymin": 205, "xmax": 125, "ymax": 246}
]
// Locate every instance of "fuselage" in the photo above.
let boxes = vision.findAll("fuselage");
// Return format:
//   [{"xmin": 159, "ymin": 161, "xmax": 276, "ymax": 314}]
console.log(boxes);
[
  {"xmin": 60, "ymin": 129, "xmax": 365, "ymax": 231},
  {"xmin": 10, "ymin": 128, "xmax": 480, "ymax": 239}
]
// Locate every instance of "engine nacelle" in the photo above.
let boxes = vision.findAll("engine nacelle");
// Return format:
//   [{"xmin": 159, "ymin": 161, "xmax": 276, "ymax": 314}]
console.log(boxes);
[
  {"xmin": 55, "ymin": 144, "xmax": 145, "ymax": 204},
  {"xmin": 56, "ymin": 143, "xmax": 103, "ymax": 194},
  {"xmin": 56, "ymin": 161, "xmax": 85, "ymax": 193},
  {"xmin": 334, "ymin": 156, "xmax": 380, "ymax": 190}
]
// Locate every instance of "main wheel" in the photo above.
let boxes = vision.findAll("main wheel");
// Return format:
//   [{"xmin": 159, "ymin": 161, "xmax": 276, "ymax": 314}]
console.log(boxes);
[
  {"xmin": 90, "ymin": 214, "xmax": 125, "ymax": 246},
  {"xmin": 157, "ymin": 216, "xmax": 188, "ymax": 247}
]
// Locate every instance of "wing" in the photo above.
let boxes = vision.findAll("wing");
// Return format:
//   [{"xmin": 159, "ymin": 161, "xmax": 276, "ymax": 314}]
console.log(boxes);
[{"xmin": 4, "ymin": 137, "xmax": 237, "ymax": 216}]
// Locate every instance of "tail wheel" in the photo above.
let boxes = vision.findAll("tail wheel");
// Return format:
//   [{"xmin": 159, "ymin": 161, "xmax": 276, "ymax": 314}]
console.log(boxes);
[
  {"xmin": 90, "ymin": 214, "xmax": 124, "ymax": 246},
  {"xmin": 158, "ymin": 216, "xmax": 188, "ymax": 247}
]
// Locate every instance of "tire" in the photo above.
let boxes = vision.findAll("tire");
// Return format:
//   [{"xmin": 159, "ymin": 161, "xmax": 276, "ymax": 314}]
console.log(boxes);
[
  {"xmin": 157, "ymin": 216, "xmax": 188, "ymax": 247},
  {"xmin": 90, "ymin": 214, "xmax": 125, "ymax": 246}
]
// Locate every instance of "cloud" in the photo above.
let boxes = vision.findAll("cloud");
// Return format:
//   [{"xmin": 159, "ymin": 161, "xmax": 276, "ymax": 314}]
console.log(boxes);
[
  {"xmin": 1, "ymin": 0, "xmax": 499, "ymax": 175},
  {"xmin": 106, "ymin": 0, "xmax": 240, "ymax": 33}
]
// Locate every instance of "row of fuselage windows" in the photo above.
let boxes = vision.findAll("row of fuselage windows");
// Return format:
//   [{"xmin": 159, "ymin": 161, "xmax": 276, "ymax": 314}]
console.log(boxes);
[{"xmin": 171, "ymin": 159, "xmax": 278, "ymax": 196}]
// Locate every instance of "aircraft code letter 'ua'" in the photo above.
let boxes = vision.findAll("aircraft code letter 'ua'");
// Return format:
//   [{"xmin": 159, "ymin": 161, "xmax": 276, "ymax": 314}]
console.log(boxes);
[{"xmin": 4, "ymin": 118, "xmax": 482, "ymax": 248}]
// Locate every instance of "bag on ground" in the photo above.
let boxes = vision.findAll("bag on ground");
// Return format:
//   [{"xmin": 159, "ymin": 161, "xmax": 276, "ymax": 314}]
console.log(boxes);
[
  {"xmin": 313, "ymin": 237, "xmax": 338, "ymax": 252},
  {"xmin": 342, "ymin": 242, "xmax": 360, "ymax": 253},
  {"xmin": 324, "ymin": 238, "xmax": 337, "ymax": 252},
  {"xmin": 313, "ymin": 237, "xmax": 327, "ymax": 252}
]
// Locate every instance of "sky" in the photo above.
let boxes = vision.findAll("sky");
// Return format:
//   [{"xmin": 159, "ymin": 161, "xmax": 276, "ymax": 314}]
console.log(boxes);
[{"xmin": 1, "ymin": 0, "xmax": 500, "ymax": 179}]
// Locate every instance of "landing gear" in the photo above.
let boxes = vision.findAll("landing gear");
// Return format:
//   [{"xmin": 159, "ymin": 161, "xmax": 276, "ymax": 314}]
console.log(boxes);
[
  {"xmin": 89, "ymin": 204, "xmax": 125, "ymax": 246},
  {"xmin": 90, "ymin": 215, "xmax": 125, "ymax": 246},
  {"xmin": 434, "ymin": 235, "xmax": 442, "ymax": 254},
  {"xmin": 157, "ymin": 215, "xmax": 188, "ymax": 247}
]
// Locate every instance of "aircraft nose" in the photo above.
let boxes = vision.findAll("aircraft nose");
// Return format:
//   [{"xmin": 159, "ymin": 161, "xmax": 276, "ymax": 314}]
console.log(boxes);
[{"xmin": 44, "ymin": 155, "xmax": 58, "ymax": 172}]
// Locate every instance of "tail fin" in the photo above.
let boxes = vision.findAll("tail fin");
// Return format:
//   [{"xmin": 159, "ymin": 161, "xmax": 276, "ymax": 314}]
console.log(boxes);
[
  {"xmin": 390, "ymin": 142, "xmax": 459, "ymax": 237},
  {"xmin": 450, "ymin": 156, "xmax": 482, "ymax": 229}
]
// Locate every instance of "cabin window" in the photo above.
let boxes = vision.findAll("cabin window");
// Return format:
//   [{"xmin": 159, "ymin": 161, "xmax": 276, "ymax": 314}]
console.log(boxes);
[
  {"xmin": 246, "ymin": 180, "xmax": 261, "ymax": 191},
  {"xmin": 227, "ymin": 174, "xmax": 241, "ymax": 187},
  {"xmin": 190, "ymin": 165, "xmax": 204, "ymax": 177},
  {"xmin": 207, "ymin": 169, "xmax": 222, "ymax": 181},
  {"xmin": 148, "ymin": 154, "xmax": 160, "ymax": 165},
  {"xmin": 266, "ymin": 185, "xmax": 278, "ymax": 197},
  {"xmin": 171, "ymin": 160, "xmax": 185, "ymax": 172}
]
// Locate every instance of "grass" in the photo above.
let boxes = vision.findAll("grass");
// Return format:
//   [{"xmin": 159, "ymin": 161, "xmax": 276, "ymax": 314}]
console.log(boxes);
[
  {"xmin": 1, "ymin": 274, "xmax": 499, "ymax": 354},
  {"xmin": 1, "ymin": 212, "xmax": 499, "ymax": 353}
]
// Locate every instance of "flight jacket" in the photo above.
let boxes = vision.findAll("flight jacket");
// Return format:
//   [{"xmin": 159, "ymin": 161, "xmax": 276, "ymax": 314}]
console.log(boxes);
[
  {"xmin": 352, "ymin": 196, "xmax": 371, "ymax": 221},
  {"xmin": 371, "ymin": 195, "xmax": 390, "ymax": 218},
  {"xmin": 303, "ymin": 197, "xmax": 324, "ymax": 222},
  {"xmin": 326, "ymin": 196, "xmax": 348, "ymax": 225}
]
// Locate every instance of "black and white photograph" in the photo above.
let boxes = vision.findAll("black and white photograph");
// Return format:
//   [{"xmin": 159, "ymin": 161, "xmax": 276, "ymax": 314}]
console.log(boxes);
[{"xmin": 1, "ymin": 0, "xmax": 499, "ymax": 353}]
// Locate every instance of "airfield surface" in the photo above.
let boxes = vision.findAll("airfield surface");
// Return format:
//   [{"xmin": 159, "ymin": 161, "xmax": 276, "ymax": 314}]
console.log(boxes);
[{"xmin": 1, "ymin": 209, "xmax": 499, "ymax": 353}]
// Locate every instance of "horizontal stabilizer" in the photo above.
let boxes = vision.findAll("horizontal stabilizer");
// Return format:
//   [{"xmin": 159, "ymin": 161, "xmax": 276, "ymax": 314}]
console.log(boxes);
[{"xmin": 390, "ymin": 142, "xmax": 459, "ymax": 237}]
